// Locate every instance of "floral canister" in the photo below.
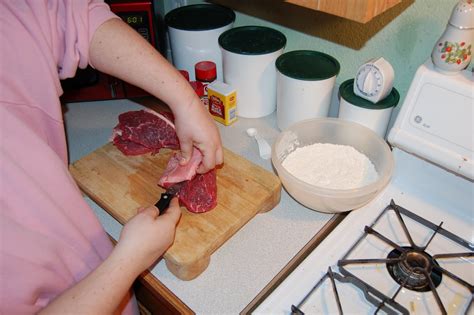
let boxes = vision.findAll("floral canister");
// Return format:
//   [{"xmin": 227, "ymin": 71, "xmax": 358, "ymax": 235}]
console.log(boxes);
[{"xmin": 431, "ymin": 0, "xmax": 473, "ymax": 73}]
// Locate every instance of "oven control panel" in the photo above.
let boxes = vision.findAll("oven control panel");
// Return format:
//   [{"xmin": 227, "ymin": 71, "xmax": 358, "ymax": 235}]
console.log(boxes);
[{"xmin": 388, "ymin": 59, "xmax": 473, "ymax": 180}]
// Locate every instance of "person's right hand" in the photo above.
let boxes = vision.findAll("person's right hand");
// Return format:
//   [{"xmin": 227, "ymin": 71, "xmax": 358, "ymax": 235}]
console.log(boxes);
[{"xmin": 114, "ymin": 198, "xmax": 181, "ymax": 274}]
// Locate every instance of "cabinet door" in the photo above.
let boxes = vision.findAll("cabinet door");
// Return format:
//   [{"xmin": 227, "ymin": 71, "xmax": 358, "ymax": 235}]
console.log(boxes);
[{"xmin": 284, "ymin": 0, "xmax": 402, "ymax": 23}]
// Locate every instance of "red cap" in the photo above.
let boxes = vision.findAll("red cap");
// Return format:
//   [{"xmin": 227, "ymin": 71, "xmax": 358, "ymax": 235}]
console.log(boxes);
[
  {"xmin": 179, "ymin": 70, "xmax": 190, "ymax": 81},
  {"xmin": 189, "ymin": 81, "xmax": 205, "ymax": 97},
  {"xmin": 195, "ymin": 61, "xmax": 217, "ymax": 81}
]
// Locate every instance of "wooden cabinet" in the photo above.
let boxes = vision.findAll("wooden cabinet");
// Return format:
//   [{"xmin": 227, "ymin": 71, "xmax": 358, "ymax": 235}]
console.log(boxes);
[
  {"xmin": 134, "ymin": 271, "xmax": 193, "ymax": 315},
  {"xmin": 284, "ymin": 0, "xmax": 402, "ymax": 23}
]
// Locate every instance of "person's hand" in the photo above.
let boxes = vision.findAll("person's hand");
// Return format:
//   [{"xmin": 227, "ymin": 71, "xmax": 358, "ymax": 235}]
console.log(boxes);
[
  {"xmin": 173, "ymin": 96, "xmax": 224, "ymax": 174},
  {"xmin": 114, "ymin": 198, "xmax": 181, "ymax": 274}
]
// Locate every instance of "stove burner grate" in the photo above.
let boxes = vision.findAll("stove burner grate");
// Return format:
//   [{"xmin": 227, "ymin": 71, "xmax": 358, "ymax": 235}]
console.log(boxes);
[
  {"xmin": 290, "ymin": 267, "xmax": 408, "ymax": 315},
  {"xmin": 337, "ymin": 200, "xmax": 474, "ymax": 315},
  {"xmin": 289, "ymin": 200, "xmax": 473, "ymax": 315},
  {"xmin": 386, "ymin": 246, "xmax": 442, "ymax": 292}
]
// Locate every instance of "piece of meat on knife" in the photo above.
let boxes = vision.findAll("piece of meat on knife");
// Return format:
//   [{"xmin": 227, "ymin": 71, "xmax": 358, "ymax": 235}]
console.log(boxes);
[
  {"xmin": 111, "ymin": 109, "xmax": 218, "ymax": 213},
  {"xmin": 158, "ymin": 148, "xmax": 217, "ymax": 213},
  {"xmin": 111, "ymin": 109, "xmax": 179, "ymax": 155},
  {"xmin": 158, "ymin": 148, "xmax": 202, "ymax": 188}
]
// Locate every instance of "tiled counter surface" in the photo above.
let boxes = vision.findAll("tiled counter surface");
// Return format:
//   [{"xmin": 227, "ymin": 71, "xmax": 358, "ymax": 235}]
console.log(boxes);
[{"xmin": 64, "ymin": 99, "xmax": 337, "ymax": 314}]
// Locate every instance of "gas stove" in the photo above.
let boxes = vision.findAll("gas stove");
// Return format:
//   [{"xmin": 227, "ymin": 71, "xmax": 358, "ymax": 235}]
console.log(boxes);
[{"xmin": 251, "ymin": 60, "xmax": 473, "ymax": 314}]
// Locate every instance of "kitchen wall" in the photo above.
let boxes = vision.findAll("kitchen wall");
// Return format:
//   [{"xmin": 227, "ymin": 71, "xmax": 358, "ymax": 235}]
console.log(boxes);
[{"xmin": 160, "ymin": 0, "xmax": 465, "ymax": 122}]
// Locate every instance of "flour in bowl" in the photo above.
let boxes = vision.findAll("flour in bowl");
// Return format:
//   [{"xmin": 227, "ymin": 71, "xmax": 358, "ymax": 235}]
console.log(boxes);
[{"xmin": 282, "ymin": 143, "xmax": 378, "ymax": 189}]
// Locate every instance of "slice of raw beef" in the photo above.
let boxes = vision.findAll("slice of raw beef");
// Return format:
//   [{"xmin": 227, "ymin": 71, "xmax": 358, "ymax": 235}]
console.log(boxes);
[
  {"xmin": 112, "ymin": 109, "xmax": 179, "ymax": 155},
  {"xmin": 158, "ymin": 148, "xmax": 202, "ymax": 188}
]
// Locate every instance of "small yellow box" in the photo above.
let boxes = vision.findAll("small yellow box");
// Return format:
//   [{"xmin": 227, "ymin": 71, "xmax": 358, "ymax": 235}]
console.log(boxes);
[{"xmin": 207, "ymin": 81, "xmax": 237, "ymax": 126}]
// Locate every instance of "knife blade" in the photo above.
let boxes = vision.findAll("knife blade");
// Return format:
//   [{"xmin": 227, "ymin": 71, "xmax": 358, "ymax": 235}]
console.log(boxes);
[{"xmin": 155, "ymin": 181, "xmax": 186, "ymax": 215}]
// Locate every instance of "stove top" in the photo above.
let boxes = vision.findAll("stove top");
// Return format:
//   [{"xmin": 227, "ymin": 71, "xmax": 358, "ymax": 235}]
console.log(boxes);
[
  {"xmin": 252, "ymin": 148, "xmax": 473, "ymax": 314},
  {"xmin": 291, "ymin": 199, "xmax": 473, "ymax": 315}
]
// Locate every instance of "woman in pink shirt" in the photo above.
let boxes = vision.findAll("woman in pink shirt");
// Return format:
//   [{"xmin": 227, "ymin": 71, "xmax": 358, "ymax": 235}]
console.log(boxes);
[{"xmin": 0, "ymin": 0, "xmax": 223, "ymax": 314}]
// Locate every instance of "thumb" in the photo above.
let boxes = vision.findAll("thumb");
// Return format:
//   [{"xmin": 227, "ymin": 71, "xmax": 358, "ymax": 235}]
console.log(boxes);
[{"xmin": 179, "ymin": 139, "xmax": 193, "ymax": 165}]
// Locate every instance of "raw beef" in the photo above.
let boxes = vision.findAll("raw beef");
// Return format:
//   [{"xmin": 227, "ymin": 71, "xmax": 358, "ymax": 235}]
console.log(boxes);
[
  {"xmin": 178, "ymin": 170, "xmax": 217, "ymax": 213},
  {"xmin": 158, "ymin": 148, "xmax": 203, "ymax": 188},
  {"xmin": 111, "ymin": 109, "xmax": 179, "ymax": 155},
  {"xmin": 159, "ymin": 148, "xmax": 217, "ymax": 213},
  {"xmin": 112, "ymin": 109, "xmax": 218, "ymax": 213}
]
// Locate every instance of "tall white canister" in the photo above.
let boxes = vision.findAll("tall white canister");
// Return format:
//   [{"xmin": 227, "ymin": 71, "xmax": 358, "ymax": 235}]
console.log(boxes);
[
  {"xmin": 219, "ymin": 26, "xmax": 286, "ymax": 118},
  {"xmin": 276, "ymin": 50, "xmax": 340, "ymax": 130},
  {"xmin": 165, "ymin": 4, "xmax": 235, "ymax": 81}
]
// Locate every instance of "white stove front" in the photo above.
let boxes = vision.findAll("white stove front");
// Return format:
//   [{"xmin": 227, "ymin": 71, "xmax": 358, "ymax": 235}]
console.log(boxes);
[{"xmin": 253, "ymin": 148, "xmax": 474, "ymax": 314}]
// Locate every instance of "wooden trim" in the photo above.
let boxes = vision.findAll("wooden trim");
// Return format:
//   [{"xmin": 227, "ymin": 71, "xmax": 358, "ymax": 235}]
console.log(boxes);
[
  {"xmin": 107, "ymin": 235, "xmax": 193, "ymax": 314},
  {"xmin": 284, "ymin": 0, "xmax": 402, "ymax": 23},
  {"xmin": 240, "ymin": 213, "xmax": 347, "ymax": 314},
  {"xmin": 134, "ymin": 270, "xmax": 194, "ymax": 315}
]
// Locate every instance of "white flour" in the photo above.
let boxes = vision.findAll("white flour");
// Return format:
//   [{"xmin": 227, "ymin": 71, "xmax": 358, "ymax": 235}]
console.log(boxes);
[{"xmin": 282, "ymin": 143, "xmax": 378, "ymax": 189}]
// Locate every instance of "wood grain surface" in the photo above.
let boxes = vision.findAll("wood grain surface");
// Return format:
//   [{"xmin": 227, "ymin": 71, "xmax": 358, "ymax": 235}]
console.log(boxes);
[
  {"xmin": 70, "ymin": 143, "xmax": 281, "ymax": 280},
  {"xmin": 284, "ymin": 0, "xmax": 401, "ymax": 23}
]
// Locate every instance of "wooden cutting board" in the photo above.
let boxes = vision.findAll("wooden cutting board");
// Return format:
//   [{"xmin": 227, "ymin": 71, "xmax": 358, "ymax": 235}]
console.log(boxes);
[{"xmin": 70, "ymin": 142, "xmax": 281, "ymax": 280}]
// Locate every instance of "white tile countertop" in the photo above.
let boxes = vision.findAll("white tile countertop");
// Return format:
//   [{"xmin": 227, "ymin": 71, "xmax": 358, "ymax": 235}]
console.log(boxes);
[{"xmin": 64, "ymin": 98, "xmax": 337, "ymax": 314}]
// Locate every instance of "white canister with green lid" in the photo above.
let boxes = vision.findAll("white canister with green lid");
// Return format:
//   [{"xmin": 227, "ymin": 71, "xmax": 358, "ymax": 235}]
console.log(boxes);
[
  {"xmin": 219, "ymin": 26, "xmax": 287, "ymax": 118},
  {"xmin": 338, "ymin": 79, "xmax": 400, "ymax": 138},
  {"xmin": 165, "ymin": 4, "xmax": 235, "ymax": 81},
  {"xmin": 276, "ymin": 50, "xmax": 340, "ymax": 130}
]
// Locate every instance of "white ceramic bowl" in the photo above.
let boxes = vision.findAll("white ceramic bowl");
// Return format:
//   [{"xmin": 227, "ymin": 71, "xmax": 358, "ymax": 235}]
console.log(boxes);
[{"xmin": 272, "ymin": 118, "xmax": 394, "ymax": 213}]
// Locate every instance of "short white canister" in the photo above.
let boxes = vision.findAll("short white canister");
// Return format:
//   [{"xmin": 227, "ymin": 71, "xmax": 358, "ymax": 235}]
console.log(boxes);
[
  {"xmin": 338, "ymin": 79, "xmax": 400, "ymax": 138},
  {"xmin": 219, "ymin": 26, "xmax": 286, "ymax": 118},
  {"xmin": 165, "ymin": 4, "xmax": 235, "ymax": 81},
  {"xmin": 276, "ymin": 50, "xmax": 340, "ymax": 130}
]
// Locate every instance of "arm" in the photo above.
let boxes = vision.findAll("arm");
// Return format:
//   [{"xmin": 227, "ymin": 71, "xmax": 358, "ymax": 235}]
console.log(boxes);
[
  {"xmin": 40, "ymin": 199, "xmax": 181, "ymax": 314},
  {"xmin": 89, "ymin": 18, "xmax": 223, "ymax": 173}
]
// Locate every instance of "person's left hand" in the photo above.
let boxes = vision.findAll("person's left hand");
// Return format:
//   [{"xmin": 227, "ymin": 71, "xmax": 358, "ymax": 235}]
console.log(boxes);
[{"xmin": 173, "ymin": 96, "xmax": 224, "ymax": 174}]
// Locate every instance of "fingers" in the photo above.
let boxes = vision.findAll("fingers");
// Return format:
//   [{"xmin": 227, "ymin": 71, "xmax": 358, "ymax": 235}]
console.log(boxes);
[
  {"xmin": 179, "ymin": 139, "xmax": 193, "ymax": 166},
  {"xmin": 196, "ymin": 142, "xmax": 224, "ymax": 174},
  {"xmin": 137, "ymin": 206, "xmax": 159, "ymax": 219},
  {"xmin": 160, "ymin": 197, "xmax": 181, "ymax": 224},
  {"xmin": 215, "ymin": 146, "xmax": 224, "ymax": 166},
  {"xmin": 135, "ymin": 199, "xmax": 181, "ymax": 224},
  {"xmin": 197, "ymin": 147, "xmax": 216, "ymax": 174}
]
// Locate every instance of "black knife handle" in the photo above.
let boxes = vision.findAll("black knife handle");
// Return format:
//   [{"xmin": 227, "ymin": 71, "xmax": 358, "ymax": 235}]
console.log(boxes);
[{"xmin": 155, "ymin": 193, "xmax": 173, "ymax": 215}]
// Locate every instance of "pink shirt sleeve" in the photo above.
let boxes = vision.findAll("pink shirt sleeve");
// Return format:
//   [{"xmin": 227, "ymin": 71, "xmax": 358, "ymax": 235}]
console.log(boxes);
[
  {"xmin": 59, "ymin": 0, "xmax": 120, "ymax": 79},
  {"xmin": 0, "ymin": 1, "xmax": 137, "ymax": 314}
]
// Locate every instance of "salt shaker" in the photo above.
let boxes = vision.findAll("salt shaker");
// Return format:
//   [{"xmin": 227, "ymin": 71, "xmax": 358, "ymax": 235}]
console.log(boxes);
[{"xmin": 431, "ymin": 0, "xmax": 473, "ymax": 74}]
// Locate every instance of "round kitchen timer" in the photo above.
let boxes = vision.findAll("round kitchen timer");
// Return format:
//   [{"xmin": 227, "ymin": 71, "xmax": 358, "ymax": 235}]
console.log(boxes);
[{"xmin": 354, "ymin": 57, "xmax": 395, "ymax": 104}]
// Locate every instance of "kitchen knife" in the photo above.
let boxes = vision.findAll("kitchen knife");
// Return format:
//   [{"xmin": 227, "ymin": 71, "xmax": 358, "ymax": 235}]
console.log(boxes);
[{"xmin": 155, "ymin": 181, "xmax": 186, "ymax": 215}]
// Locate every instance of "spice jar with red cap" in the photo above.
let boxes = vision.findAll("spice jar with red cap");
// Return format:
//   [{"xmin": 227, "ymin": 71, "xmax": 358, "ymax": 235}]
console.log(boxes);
[{"xmin": 195, "ymin": 61, "xmax": 217, "ymax": 110}]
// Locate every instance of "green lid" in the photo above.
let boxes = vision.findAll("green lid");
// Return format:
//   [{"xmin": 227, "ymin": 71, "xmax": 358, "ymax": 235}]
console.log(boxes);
[
  {"xmin": 276, "ymin": 50, "xmax": 340, "ymax": 81},
  {"xmin": 218, "ymin": 26, "xmax": 287, "ymax": 55},
  {"xmin": 339, "ymin": 79, "xmax": 400, "ymax": 109},
  {"xmin": 165, "ymin": 4, "xmax": 235, "ymax": 31}
]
